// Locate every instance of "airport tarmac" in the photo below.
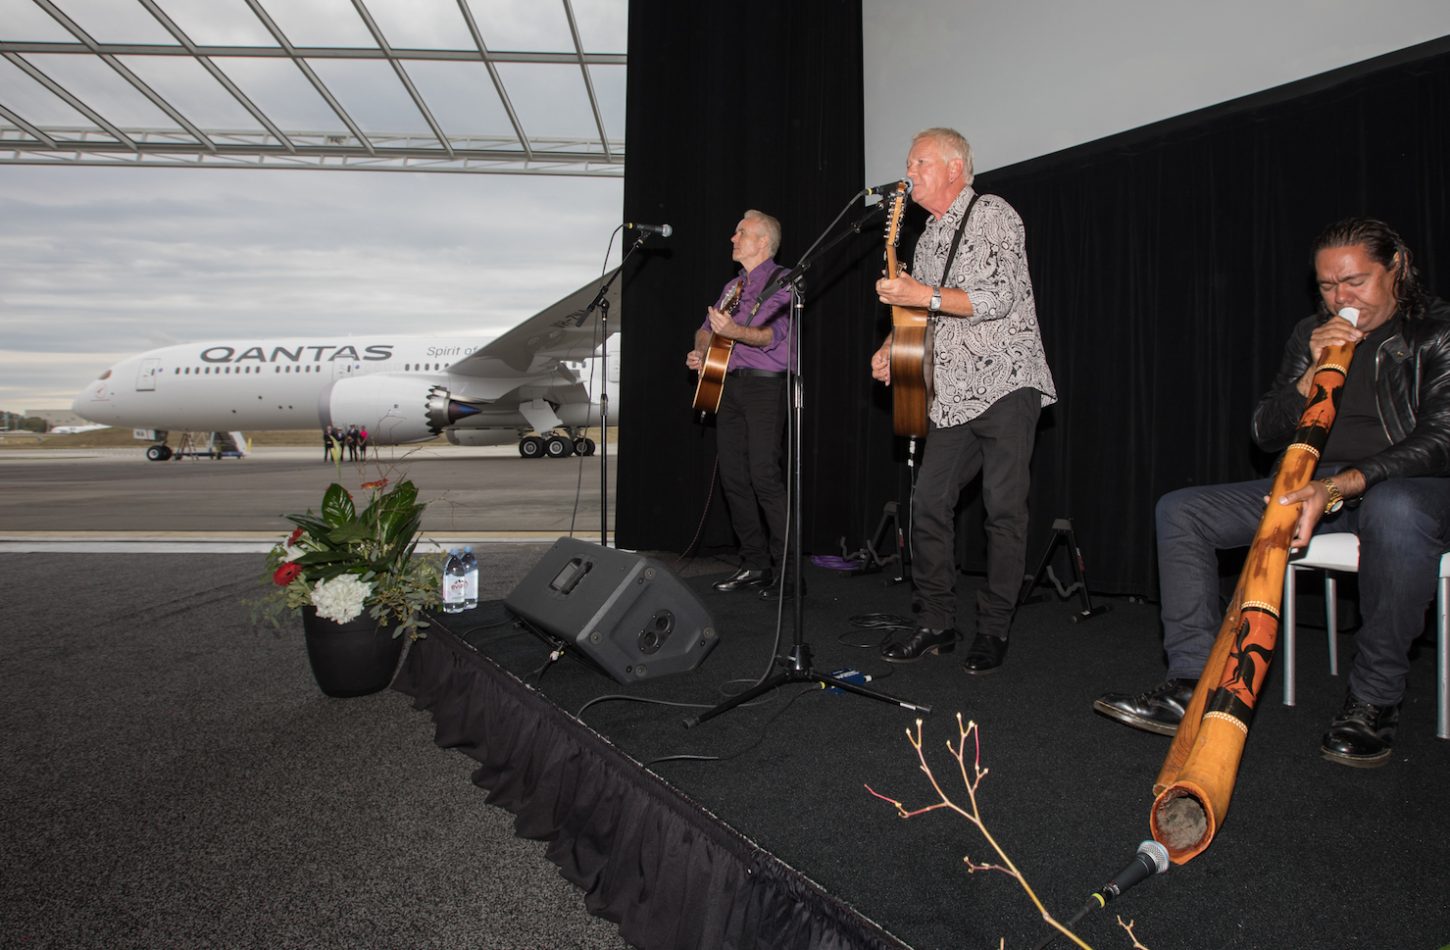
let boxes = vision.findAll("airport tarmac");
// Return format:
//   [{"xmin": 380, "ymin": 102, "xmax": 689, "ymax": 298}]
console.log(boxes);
[{"xmin": 0, "ymin": 444, "xmax": 616, "ymax": 551}]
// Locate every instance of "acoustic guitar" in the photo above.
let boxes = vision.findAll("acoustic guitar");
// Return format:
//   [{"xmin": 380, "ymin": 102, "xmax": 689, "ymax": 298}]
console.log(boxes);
[
  {"xmin": 884, "ymin": 181, "xmax": 932, "ymax": 437},
  {"xmin": 691, "ymin": 278, "xmax": 746, "ymax": 417}
]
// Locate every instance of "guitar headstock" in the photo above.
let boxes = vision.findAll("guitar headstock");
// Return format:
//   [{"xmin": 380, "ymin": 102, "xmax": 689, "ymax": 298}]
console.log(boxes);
[
  {"xmin": 721, "ymin": 278, "xmax": 745, "ymax": 314},
  {"xmin": 883, "ymin": 179, "xmax": 910, "ymax": 249}
]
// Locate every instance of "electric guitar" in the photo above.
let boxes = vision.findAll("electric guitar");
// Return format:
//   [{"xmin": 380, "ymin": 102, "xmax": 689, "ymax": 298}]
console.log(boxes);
[
  {"xmin": 884, "ymin": 181, "xmax": 933, "ymax": 437},
  {"xmin": 691, "ymin": 278, "xmax": 746, "ymax": 417}
]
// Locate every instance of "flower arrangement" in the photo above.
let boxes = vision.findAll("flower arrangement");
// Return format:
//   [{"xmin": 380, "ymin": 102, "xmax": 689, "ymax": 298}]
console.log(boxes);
[{"xmin": 263, "ymin": 477, "xmax": 440, "ymax": 639}]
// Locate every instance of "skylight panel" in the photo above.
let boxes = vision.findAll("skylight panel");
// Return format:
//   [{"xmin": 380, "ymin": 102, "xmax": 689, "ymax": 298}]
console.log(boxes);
[
  {"xmin": 152, "ymin": 0, "xmax": 278, "ymax": 47},
  {"xmin": 307, "ymin": 57, "xmax": 440, "ymax": 142},
  {"xmin": 405, "ymin": 59, "xmax": 520, "ymax": 143},
  {"xmin": 24, "ymin": 53, "xmax": 182, "ymax": 130},
  {"xmin": 464, "ymin": 0, "xmax": 571, "ymax": 52},
  {"xmin": 117, "ymin": 54, "xmax": 265, "ymax": 133},
  {"xmin": 257, "ymin": 0, "xmax": 378, "ymax": 49},
  {"xmin": 47, "ymin": 0, "xmax": 179, "ymax": 45},
  {"xmin": 494, "ymin": 62, "xmax": 595, "ymax": 140}
]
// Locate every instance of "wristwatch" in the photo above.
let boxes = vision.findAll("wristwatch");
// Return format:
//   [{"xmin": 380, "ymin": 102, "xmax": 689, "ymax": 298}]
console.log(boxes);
[
  {"xmin": 928, "ymin": 287, "xmax": 942, "ymax": 313},
  {"xmin": 1318, "ymin": 478, "xmax": 1344, "ymax": 514}
]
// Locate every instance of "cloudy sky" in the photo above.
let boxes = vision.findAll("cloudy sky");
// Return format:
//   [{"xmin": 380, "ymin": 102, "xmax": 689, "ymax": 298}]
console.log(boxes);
[{"xmin": 0, "ymin": 0, "xmax": 626, "ymax": 414}]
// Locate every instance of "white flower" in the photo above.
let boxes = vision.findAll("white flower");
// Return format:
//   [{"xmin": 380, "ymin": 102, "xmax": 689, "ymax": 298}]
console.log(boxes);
[
  {"xmin": 310, "ymin": 575, "xmax": 373, "ymax": 624},
  {"xmin": 282, "ymin": 543, "xmax": 307, "ymax": 563}
]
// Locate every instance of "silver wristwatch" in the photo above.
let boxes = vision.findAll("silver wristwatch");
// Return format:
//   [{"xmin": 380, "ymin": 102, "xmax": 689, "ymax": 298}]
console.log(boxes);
[{"xmin": 928, "ymin": 287, "xmax": 942, "ymax": 313}]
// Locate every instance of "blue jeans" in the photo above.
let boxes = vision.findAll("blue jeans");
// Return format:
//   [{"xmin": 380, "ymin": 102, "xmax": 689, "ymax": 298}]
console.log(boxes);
[{"xmin": 1157, "ymin": 473, "xmax": 1450, "ymax": 705}]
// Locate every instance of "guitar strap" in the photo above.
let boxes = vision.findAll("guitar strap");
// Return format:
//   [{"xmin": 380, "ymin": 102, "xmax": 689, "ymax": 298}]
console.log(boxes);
[
  {"xmin": 743, "ymin": 265, "xmax": 787, "ymax": 326},
  {"xmin": 937, "ymin": 192, "xmax": 982, "ymax": 298}
]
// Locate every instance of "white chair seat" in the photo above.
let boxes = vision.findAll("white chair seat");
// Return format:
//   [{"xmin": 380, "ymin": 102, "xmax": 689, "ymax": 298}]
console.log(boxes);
[
  {"xmin": 1437, "ymin": 553, "xmax": 1450, "ymax": 740},
  {"xmin": 1281, "ymin": 532, "xmax": 1449, "ymax": 740}
]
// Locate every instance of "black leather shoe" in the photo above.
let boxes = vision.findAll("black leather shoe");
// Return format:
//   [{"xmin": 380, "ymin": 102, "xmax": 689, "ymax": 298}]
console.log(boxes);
[
  {"xmin": 713, "ymin": 567, "xmax": 772, "ymax": 593},
  {"xmin": 961, "ymin": 634, "xmax": 1008, "ymax": 674},
  {"xmin": 758, "ymin": 575, "xmax": 806, "ymax": 600},
  {"xmin": 1092, "ymin": 679, "xmax": 1197, "ymax": 736},
  {"xmin": 881, "ymin": 626, "xmax": 959, "ymax": 663},
  {"xmin": 1321, "ymin": 693, "xmax": 1399, "ymax": 768}
]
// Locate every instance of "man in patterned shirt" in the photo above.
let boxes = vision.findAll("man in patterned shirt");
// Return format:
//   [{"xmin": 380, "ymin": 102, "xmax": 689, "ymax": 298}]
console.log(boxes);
[
  {"xmin": 871, "ymin": 127, "xmax": 1057, "ymax": 672},
  {"xmin": 687, "ymin": 210, "xmax": 795, "ymax": 598}
]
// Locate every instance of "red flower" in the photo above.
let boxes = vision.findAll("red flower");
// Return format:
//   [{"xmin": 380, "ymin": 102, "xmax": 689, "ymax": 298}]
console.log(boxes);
[
  {"xmin": 287, "ymin": 526, "xmax": 305, "ymax": 546},
  {"xmin": 361, "ymin": 478, "xmax": 389, "ymax": 491},
  {"xmin": 273, "ymin": 562, "xmax": 303, "ymax": 586}
]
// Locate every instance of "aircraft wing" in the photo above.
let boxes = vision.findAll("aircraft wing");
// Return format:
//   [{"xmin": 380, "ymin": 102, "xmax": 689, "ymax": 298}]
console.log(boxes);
[{"xmin": 448, "ymin": 269, "xmax": 620, "ymax": 384}]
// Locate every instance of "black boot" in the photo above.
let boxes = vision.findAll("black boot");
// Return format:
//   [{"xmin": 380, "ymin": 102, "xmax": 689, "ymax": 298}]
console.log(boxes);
[
  {"xmin": 1092, "ymin": 679, "xmax": 1197, "ymax": 736},
  {"xmin": 713, "ymin": 567, "xmax": 773, "ymax": 593},
  {"xmin": 961, "ymin": 634, "xmax": 1009, "ymax": 674},
  {"xmin": 881, "ymin": 627, "xmax": 960, "ymax": 663},
  {"xmin": 758, "ymin": 573, "xmax": 806, "ymax": 600},
  {"xmin": 1321, "ymin": 692, "xmax": 1399, "ymax": 768}
]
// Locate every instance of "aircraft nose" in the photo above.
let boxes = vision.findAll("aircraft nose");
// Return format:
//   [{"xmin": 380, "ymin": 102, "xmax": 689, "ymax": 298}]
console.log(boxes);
[{"xmin": 72, "ymin": 377, "xmax": 111, "ymax": 421}]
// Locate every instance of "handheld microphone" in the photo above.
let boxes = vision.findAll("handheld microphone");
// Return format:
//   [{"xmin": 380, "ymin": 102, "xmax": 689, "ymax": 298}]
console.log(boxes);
[
  {"xmin": 625, "ymin": 222, "xmax": 673, "ymax": 238},
  {"xmin": 1093, "ymin": 840, "xmax": 1169, "ymax": 906},
  {"xmin": 865, "ymin": 178, "xmax": 913, "ymax": 197},
  {"xmin": 1036, "ymin": 841, "xmax": 1170, "ymax": 950}
]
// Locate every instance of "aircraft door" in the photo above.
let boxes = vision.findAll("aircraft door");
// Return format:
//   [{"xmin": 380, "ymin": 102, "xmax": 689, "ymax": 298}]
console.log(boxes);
[
  {"xmin": 136, "ymin": 358, "xmax": 162, "ymax": 391},
  {"xmin": 332, "ymin": 357, "xmax": 360, "ymax": 381}
]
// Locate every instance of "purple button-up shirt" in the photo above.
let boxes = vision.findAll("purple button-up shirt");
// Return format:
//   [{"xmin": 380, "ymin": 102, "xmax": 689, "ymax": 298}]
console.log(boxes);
[{"xmin": 699, "ymin": 258, "xmax": 792, "ymax": 372}]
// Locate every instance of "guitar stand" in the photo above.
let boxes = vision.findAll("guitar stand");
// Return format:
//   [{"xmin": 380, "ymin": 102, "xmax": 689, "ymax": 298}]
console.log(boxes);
[
  {"xmin": 1018, "ymin": 518, "xmax": 1110, "ymax": 623},
  {"xmin": 866, "ymin": 500, "xmax": 910, "ymax": 584}
]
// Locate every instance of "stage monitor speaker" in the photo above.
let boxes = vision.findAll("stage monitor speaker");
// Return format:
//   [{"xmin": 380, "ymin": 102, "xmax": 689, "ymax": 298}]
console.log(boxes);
[{"xmin": 504, "ymin": 537, "xmax": 719, "ymax": 683}]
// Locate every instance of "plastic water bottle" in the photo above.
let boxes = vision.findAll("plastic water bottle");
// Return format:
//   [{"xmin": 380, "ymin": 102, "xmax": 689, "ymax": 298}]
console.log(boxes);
[
  {"xmin": 462, "ymin": 546, "xmax": 479, "ymax": 609},
  {"xmin": 442, "ymin": 548, "xmax": 467, "ymax": 614}
]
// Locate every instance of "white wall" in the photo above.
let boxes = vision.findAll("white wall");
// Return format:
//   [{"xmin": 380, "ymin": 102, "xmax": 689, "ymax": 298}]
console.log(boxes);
[{"xmin": 863, "ymin": 1, "xmax": 1450, "ymax": 180}]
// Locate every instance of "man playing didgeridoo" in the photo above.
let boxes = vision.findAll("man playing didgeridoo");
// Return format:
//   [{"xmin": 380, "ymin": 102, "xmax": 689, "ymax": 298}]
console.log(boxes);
[{"xmin": 1096, "ymin": 217, "xmax": 1450, "ymax": 767}]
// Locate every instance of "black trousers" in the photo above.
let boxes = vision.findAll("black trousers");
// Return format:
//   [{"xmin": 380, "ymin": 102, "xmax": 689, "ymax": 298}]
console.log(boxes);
[
  {"xmin": 715, "ymin": 374, "xmax": 788, "ymax": 570},
  {"xmin": 912, "ymin": 387, "xmax": 1041, "ymax": 637}
]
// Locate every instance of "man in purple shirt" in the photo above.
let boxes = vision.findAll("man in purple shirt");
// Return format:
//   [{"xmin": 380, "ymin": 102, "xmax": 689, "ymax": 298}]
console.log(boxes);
[{"xmin": 686, "ymin": 210, "xmax": 794, "ymax": 597}]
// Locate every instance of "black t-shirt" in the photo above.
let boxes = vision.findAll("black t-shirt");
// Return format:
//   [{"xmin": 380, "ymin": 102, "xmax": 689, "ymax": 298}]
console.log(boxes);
[{"xmin": 1322, "ymin": 318, "xmax": 1397, "ymax": 466}]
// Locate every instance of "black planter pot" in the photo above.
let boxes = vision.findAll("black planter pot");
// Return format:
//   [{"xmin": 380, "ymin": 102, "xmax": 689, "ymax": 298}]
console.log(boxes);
[{"xmin": 301, "ymin": 606, "xmax": 406, "ymax": 698}]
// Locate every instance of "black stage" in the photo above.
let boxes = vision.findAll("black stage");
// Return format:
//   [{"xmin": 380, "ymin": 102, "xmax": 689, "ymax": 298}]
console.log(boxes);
[{"xmin": 397, "ymin": 564, "xmax": 1450, "ymax": 950}]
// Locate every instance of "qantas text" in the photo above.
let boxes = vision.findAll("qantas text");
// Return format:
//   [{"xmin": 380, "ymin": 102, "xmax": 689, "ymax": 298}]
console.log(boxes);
[{"xmin": 199, "ymin": 344, "xmax": 395, "ymax": 364}]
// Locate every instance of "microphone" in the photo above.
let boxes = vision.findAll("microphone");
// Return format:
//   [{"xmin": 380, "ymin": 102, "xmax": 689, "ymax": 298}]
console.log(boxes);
[
  {"xmin": 625, "ymin": 222, "xmax": 673, "ymax": 238},
  {"xmin": 1092, "ymin": 840, "xmax": 1170, "ymax": 906},
  {"xmin": 865, "ymin": 178, "xmax": 913, "ymax": 197},
  {"xmin": 1036, "ymin": 841, "xmax": 1169, "ymax": 950}
]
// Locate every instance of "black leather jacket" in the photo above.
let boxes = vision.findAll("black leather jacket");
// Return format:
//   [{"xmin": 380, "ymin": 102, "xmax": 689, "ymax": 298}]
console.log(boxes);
[{"xmin": 1251, "ymin": 299, "xmax": 1450, "ymax": 488}]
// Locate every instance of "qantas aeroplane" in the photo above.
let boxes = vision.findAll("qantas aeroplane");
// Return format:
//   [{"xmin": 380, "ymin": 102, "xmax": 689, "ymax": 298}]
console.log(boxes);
[{"xmin": 72, "ymin": 270, "xmax": 621, "ymax": 461}]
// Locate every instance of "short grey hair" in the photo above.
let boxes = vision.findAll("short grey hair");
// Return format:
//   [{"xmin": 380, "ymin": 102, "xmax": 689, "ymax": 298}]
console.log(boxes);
[
  {"xmin": 743, "ymin": 209, "xmax": 782, "ymax": 256},
  {"xmin": 912, "ymin": 127, "xmax": 974, "ymax": 185}
]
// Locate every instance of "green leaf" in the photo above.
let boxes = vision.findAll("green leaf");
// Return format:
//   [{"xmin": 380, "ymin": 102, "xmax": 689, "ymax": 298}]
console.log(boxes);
[{"xmin": 321, "ymin": 483, "xmax": 355, "ymax": 527}]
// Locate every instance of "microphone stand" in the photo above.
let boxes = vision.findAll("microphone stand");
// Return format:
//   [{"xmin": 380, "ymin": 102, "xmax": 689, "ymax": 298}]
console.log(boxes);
[
  {"xmin": 685, "ymin": 193, "xmax": 929, "ymax": 728},
  {"xmin": 580, "ymin": 229, "xmax": 656, "ymax": 547}
]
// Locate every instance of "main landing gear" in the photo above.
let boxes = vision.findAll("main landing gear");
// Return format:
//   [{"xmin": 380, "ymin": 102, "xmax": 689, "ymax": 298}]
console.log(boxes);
[{"xmin": 516, "ymin": 432, "xmax": 597, "ymax": 459}]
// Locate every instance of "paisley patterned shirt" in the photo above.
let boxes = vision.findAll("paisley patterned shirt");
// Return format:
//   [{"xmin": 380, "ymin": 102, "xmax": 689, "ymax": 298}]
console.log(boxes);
[{"xmin": 911, "ymin": 187, "xmax": 1057, "ymax": 427}]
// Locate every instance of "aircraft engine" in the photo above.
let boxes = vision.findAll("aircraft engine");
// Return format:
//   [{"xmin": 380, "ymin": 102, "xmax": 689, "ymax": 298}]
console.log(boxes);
[
  {"xmin": 444, "ymin": 429, "xmax": 517, "ymax": 447},
  {"xmin": 322, "ymin": 376, "xmax": 485, "ymax": 445}
]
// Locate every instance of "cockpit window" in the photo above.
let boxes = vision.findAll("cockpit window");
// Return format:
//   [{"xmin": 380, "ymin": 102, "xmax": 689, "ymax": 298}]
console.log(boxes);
[{"xmin": 98, "ymin": 370, "xmax": 111, "ymax": 381}]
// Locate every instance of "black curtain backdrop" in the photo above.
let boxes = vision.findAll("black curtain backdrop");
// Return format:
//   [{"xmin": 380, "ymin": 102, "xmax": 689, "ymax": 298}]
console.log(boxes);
[
  {"xmin": 619, "ymin": 22, "xmax": 1450, "ymax": 596},
  {"xmin": 617, "ymin": 0, "xmax": 883, "ymax": 567}
]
